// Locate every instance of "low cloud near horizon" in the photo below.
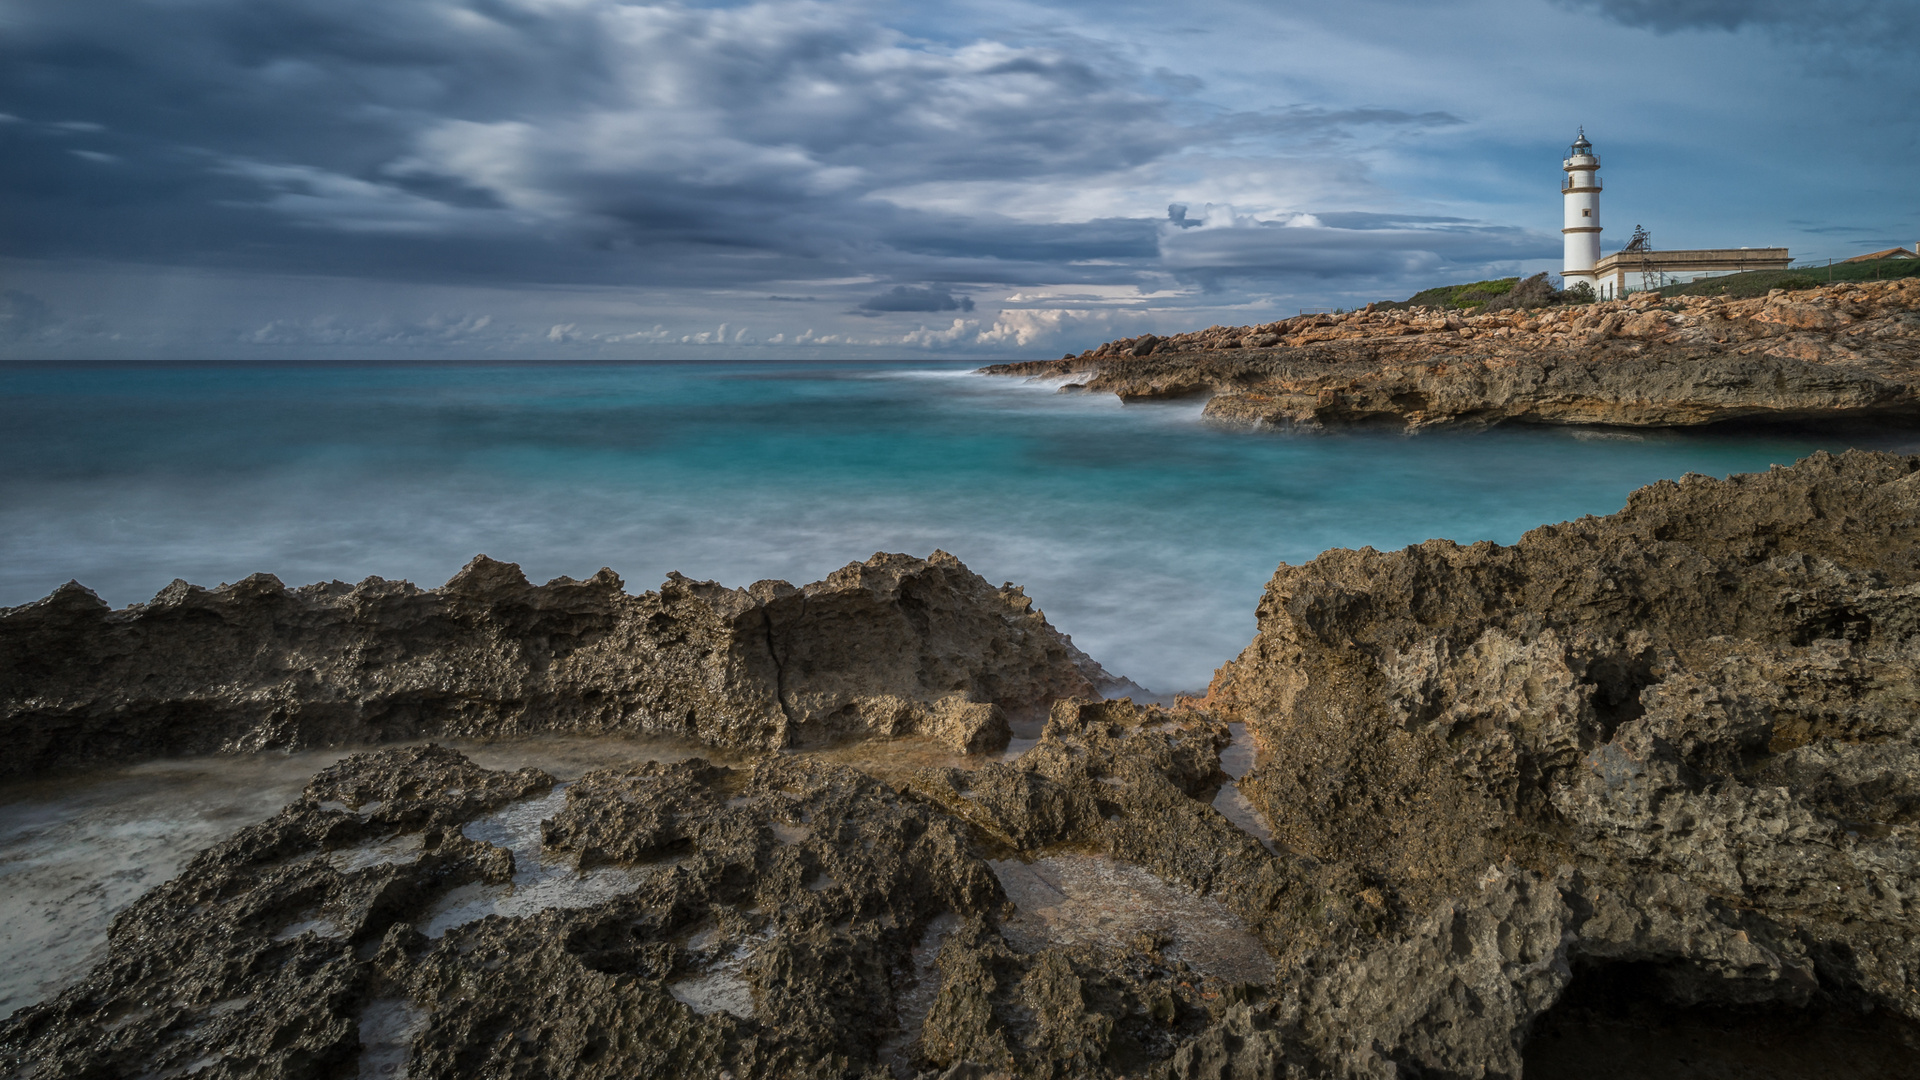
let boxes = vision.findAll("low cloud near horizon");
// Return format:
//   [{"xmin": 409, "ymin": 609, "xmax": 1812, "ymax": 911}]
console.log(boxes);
[{"xmin": 2, "ymin": 0, "xmax": 1913, "ymax": 360}]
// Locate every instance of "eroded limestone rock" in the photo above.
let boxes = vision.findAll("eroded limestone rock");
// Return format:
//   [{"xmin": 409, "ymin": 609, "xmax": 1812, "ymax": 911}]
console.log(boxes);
[
  {"xmin": 0, "ymin": 550, "xmax": 1112, "ymax": 776},
  {"xmin": 9, "ymin": 454, "xmax": 1920, "ymax": 1077},
  {"xmin": 1195, "ymin": 449, "xmax": 1920, "ymax": 1074}
]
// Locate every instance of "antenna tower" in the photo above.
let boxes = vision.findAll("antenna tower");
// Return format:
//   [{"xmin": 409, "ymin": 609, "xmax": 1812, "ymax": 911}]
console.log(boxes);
[{"xmin": 1623, "ymin": 224, "xmax": 1658, "ymax": 293}]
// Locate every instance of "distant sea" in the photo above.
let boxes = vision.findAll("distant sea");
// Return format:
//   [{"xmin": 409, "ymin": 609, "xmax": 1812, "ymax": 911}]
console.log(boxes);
[{"xmin": 2, "ymin": 361, "xmax": 1908, "ymax": 693}]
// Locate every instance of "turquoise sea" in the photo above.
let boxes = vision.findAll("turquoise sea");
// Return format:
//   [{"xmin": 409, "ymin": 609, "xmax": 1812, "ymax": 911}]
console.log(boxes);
[{"xmin": 2, "ymin": 361, "xmax": 1908, "ymax": 693}]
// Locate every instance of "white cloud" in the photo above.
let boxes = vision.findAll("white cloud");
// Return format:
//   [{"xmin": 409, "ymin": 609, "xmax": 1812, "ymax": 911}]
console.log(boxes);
[
  {"xmin": 8, "ymin": 0, "xmax": 1903, "ymax": 359},
  {"xmin": 247, "ymin": 312, "xmax": 498, "ymax": 346},
  {"xmin": 976, "ymin": 307, "xmax": 1148, "ymax": 348},
  {"xmin": 900, "ymin": 318, "xmax": 977, "ymax": 347}
]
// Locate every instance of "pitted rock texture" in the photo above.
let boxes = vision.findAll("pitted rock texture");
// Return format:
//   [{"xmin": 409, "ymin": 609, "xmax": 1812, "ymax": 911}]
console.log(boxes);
[
  {"xmin": 1188, "ymin": 449, "xmax": 1920, "ymax": 1075},
  {"xmin": 982, "ymin": 278, "xmax": 1920, "ymax": 430},
  {"xmin": 11, "ymin": 455, "xmax": 1920, "ymax": 1078},
  {"xmin": 0, "ymin": 550, "xmax": 1113, "ymax": 777},
  {"xmin": 0, "ymin": 719, "xmax": 1297, "ymax": 1080},
  {"xmin": 0, "ymin": 745, "xmax": 1006, "ymax": 1079}
]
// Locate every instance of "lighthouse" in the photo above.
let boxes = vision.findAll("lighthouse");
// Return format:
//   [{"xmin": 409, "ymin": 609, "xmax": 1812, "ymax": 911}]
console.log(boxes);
[{"xmin": 1562, "ymin": 128, "xmax": 1601, "ymax": 291}]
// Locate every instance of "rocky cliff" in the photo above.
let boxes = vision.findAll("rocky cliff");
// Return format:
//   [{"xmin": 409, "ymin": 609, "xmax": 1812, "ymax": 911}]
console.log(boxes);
[
  {"xmin": 0, "ymin": 550, "xmax": 1115, "ymax": 776},
  {"xmin": 982, "ymin": 278, "xmax": 1920, "ymax": 431}
]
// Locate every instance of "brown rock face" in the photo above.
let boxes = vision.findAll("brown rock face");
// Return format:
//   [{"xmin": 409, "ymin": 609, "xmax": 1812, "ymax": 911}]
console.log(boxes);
[
  {"xmin": 0, "ymin": 745, "xmax": 1010, "ymax": 1080},
  {"xmin": 982, "ymin": 279, "xmax": 1920, "ymax": 430},
  {"xmin": 1193, "ymin": 450, "xmax": 1920, "ymax": 1073},
  {"xmin": 10, "ymin": 456, "xmax": 1920, "ymax": 1078},
  {"xmin": 0, "ymin": 550, "xmax": 1115, "ymax": 776}
]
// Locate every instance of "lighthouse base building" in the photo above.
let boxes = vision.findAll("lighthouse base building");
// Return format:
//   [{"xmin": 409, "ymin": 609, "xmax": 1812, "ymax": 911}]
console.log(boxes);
[
  {"xmin": 1587, "ymin": 247, "xmax": 1792, "ymax": 299},
  {"xmin": 1559, "ymin": 129, "xmax": 1788, "ymax": 299}
]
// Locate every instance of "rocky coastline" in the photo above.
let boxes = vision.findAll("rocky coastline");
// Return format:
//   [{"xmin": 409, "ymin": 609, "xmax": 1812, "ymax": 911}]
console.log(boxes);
[
  {"xmin": 0, "ymin": 550, "xmax": 1119, "ymax": 778},
  {"xmin": 6, "ymin": 452, "xmax": 1920, "ymax": 1077},
  {"xmin": 980, "ymin": 278, "xmax": 1920, "ymax": 431}
]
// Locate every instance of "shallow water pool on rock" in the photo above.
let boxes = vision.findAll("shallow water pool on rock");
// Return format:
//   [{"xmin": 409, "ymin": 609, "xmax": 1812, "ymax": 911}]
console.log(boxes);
[
  {"xmin": 1209, "ymin": 722, "xmax": 1277, "ymax": 853},
  {"xmin": 356, "ymin": 998, "xmax": 430, "ymax": 1080},
  {"xmin": 0, "ymin": 749, "xmax": 356, "ymax": 1017},
  {"xmin": 990, "ymin": 853, "xmax": 1274, "ymax": 985},
  {"xmin": 666, "ymin": 926, "xmax": 769, "ymax": 1021},
  {"xmin": 0, "ymin": 730, "xmax": 1024, "ymax": 1018},
  {"xmin": 418, "ymin": 785, "xmax": 671, "ymax": 939}
]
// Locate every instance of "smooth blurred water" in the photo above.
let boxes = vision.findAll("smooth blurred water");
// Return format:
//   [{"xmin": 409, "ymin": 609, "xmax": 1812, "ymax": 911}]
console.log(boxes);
[{"xmin": 2, "ymin": 361, "xmax": 1909, "ymax": 692}]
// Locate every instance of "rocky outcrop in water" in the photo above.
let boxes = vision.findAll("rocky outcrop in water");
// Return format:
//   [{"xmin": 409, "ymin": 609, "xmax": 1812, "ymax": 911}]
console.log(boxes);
[
  {"xmin": 0, "ymin": 551, "xmax": 1115, "ymax": 777},
  {"xmin": 8, "ymin": 453, "xmax": 1920, "ymax": 1078},
  {"xmin": 981, "ymin": 279, "xmax": 1920, "ymax": 430}
]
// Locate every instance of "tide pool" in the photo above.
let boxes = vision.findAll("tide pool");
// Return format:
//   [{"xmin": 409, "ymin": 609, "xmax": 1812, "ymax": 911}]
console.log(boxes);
[{"xmin": 1, "ymin": 361, "xmax": 1907, "ymax": 693}]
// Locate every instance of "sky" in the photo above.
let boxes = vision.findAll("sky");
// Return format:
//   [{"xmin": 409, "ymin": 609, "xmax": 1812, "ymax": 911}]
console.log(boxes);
[{"xmin": 1, "ymin": 0, "xmax": 1914, "ymax": 360}]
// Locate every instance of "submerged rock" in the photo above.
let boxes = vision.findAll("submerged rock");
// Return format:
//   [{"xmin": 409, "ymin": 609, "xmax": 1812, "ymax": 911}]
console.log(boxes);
[{"xmin": 0, "ymin": 550, "xmax": 1116, "ymax": 776}]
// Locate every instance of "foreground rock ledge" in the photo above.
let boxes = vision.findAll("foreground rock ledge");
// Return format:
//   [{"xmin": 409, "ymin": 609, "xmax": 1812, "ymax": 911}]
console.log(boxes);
[
  {"xmin": 0, "ymin": 550, "xmax": 1118, "ymax": 776},
  {"xmin": 5, "ymin": 453, "xmax": 1920, "ymax": 1079},
  {"xmin": 982, "ymin": 278, "xmax": 1920, "ymax": 431},
  {"xmin": 1200, "ymin": 448, "xmax": 1920, "ymax": 1076}
]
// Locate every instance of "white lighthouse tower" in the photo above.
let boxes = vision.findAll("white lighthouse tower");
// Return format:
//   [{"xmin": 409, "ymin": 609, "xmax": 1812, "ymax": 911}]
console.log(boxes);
[{"xmin": 1562, "ymin": 128, "xmax": 1601, "ymax": 291}]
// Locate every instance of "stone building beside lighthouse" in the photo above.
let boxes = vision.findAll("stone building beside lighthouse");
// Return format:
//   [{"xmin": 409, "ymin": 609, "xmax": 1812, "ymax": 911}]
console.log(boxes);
[{"xmin": 1558, "ymin": 129, "xmax": 1790, "ymax": 298}]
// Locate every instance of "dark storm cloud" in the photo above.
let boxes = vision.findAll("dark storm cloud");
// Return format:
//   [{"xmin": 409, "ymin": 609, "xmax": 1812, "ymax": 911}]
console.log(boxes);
[
  {"xmin": 0, "ymin": 291, "xmax": 54, "ymax": 342},
  {"xmin": 856, "ymin": 286, "xmax": 975, "ymax": 314},
  {"xmin": 0, "ymin": 0, "xmax": 1203, "ymax": 288},
  {"xmin": 0, "ymin": 0, "xmax": 1524, "ymax": 304},
  {"xmin": 1559, "ymin": 0, "xmax": 1920, "ymax": 49},
  {"xmin": 1159, "ymin": 218, "xmax": 1554, "ymax": 285},
  {"xmin": 881, "ymin": 217, "xmax": 1161, "ymax": 270},
  {"xmin": 1209, "ymin": 106, "xmax": 1464, "ymax": 141}
]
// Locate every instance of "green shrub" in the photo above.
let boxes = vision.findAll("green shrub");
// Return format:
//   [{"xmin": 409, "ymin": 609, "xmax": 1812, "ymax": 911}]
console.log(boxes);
[
  {"xmin": 1389, "ymin": 277, "xmax": 1520, "ymax": 310},
  {"xmin": 1656, "ymin": 260, "xmax": 1920, "ymax": 299},
  {"xmin": 1483, "ymin": 273, "xmax": 1559, "ymax": 312}
]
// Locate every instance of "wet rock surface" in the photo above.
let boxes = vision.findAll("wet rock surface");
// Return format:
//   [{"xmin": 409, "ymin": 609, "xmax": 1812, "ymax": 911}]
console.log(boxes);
[
  {"xmin": 8, "ymin": 453, "xmax": 1920, "ymax": 1076},
  {"xmin": 0, "ymin": 710, "xmax": 1282, "ymax": 1080},
  {"xmin": 0, "ymin": 550, "xmax": 1115, "ymax": 778},
  {"xmin": 983, "ymin": 278, "xmax": 1920, "ymax": 431}
]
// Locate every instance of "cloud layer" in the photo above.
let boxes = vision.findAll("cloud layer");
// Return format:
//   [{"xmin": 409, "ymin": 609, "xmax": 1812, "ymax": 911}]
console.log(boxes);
[{"xmin": 2, "ymin": 0, "xmax": 1913, "ymax": 358}]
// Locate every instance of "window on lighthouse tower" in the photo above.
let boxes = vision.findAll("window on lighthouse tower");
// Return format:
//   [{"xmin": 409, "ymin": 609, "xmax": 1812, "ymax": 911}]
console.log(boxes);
[{"xmin": 1582, "ymin": 209, "xmax": 1592, "ymax": 217}]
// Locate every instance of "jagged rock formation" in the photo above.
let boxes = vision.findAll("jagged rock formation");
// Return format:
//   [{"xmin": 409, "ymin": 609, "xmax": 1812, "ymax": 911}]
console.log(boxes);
[
  {"xmin": 0, "ymin": 551, "xmax": 1114, "ymax": 777},
  {"xmin": 8, "ymin": 453, "xmax": 1920, "ymax": 1078},
  {"xmin": 982, "ymin": 279, "xmax": 1920, "ymax": 430},
  {"xmin": 0, "ymin": 745, "xmax": 1007, "ymax": 1079},
  {"xmin": 1193, "ymin": 449, "xmax": 1920, "ymax": 1075}
]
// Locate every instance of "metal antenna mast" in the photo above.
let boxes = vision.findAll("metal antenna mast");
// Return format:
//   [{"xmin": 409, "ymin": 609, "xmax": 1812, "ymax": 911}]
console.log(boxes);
[{"xmin": 1623, "ymin": 224, "xmax": 1657, "ymax": 293}]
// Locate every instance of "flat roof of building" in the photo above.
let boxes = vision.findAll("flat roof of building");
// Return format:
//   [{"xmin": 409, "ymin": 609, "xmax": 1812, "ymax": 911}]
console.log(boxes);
[{"xmin": 1592, "ymin": 247, "xmax": 1791, "ymax": 273}]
